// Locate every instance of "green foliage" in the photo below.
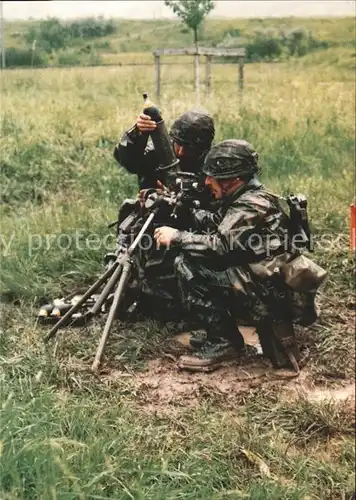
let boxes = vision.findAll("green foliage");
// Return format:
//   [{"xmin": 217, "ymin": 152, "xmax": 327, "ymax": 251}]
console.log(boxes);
[
  {"xmin": 5, "ymin": 47, "xmax": 48, "ymax": 67},
  {"xmin": 225, "ymin": 27, "xmax": 241, "ymax": 38},
  {"xmin": 24, "ymin": 17, "xmax": 116, "ymax": 54},
  {"xmin": 55, "ymin": 51, "xmax": 83, "ymax": 67},
  {"xmin": 165, "ymin": 0, "xmax": 215, "ymax": 43},
  {"xmin": 25, "ymin": 18, "xmax": 70, "ymax": 53},
  {"xmin": 294, "ymin": 45, "xmax": 356, "ymax": 71},
  {"xmin": 246, "ymin": 29, "xmax": 285, "ymax": 61},
  {"xmin": 66, "ymin": 17, "xmax": 116, "ymax": 39},
  {"xmin": 93, "ymin": 39, "xmax": 114, "ymax": 51},
  {"xmin": 243, "ymin": 27, "xmax": 329, "ymax": 62},
  {"xmin": 55, "ymin": 49, "xmax": 102, "ymax": 67},
  {"xmin": 285, "ymin": 28, "xmax": 311, "ymax": 56},
  {"xmin": 5, "ymin": 17, "xmax": 354, "ymax": 67}
]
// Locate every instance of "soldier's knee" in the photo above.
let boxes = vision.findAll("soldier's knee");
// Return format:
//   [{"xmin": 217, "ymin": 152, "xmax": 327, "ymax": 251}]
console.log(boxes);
[
  {"xmin": 174, "ymin": 253, "xmax": 184, "ymax": 273},
  {"xmin": 174, "ymin": 253, "xmax": 195, "ymax": 281}
]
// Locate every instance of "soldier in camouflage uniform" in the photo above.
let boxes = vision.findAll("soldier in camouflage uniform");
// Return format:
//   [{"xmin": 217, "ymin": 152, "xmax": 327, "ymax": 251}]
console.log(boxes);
[
  {"xmin": 112, "ymin": 110, "xmax": 215, "ymax": 320},
  {"xmin": 154, "ymin": 139, "xmax": 324, "ymax": 372},
  {"xmin": 114, "ymin": 109, "xmax": 215, "ymax": 190},
  {"xmin": 37, "ymin": 112, "xmax": 216, "ymax": 325}
]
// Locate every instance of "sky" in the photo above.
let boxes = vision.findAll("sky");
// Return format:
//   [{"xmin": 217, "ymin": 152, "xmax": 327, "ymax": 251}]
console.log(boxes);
[{"xmin": 3, "ymin": 1, "xmax": 355, "ymax": 20}]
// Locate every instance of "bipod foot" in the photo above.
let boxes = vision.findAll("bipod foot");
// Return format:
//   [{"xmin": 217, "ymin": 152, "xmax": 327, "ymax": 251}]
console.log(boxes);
[{"xmin": 91, "ymin": 358, "xmax": 101, "ymax": 373}]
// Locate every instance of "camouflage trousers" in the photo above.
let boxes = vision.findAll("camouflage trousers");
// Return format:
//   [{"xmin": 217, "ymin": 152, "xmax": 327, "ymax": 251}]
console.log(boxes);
[
  {"xmin": 130, "ymin": 244, "xmax": 186, "ymax": 322},
  {"xmin": 173, "ymin": 252, "xmax": 293, "ymax": 347}
]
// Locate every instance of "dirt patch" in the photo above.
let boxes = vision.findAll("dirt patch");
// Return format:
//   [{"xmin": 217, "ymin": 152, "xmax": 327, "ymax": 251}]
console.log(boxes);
[
  {"xmin": 104, "ymin": 356, "xmax": 354, "ymax": 414},
  {"xmin": 293, "ymin": 382, "xmax": 355, "ymax": 404},
  {"xmin": 100, "ymin": 324, "xmax": 354, "ymax": 411},
  {"xmin": 105, "ymin": 355, "xmax": 306, "ymax": 412},
  {"xmin": 280, "ymin": 367, "xmax": 355, "ymax": 407},
  {"xmin": 103, "ymin": 348, "xmax": 355, "ymax": 415},
  {"xmin": 126, "ymin": 326, "xmax": 299, "ymax": 406},
  {"xmin": 134, "ymin": 357, "xmax": 272, "ymax": 405}
]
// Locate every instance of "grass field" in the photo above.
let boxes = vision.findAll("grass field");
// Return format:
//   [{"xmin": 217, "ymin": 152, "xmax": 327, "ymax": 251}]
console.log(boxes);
[{"xmin": 1, "ymin": 29, "xmax": 355, "ymax": 500}]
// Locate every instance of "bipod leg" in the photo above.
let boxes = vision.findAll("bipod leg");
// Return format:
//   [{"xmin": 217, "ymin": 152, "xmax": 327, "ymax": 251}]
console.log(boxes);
[
  {"xmin": 44, "ymin": 262, "xmax": 118, "ymax": 343},
  {"xmin": 91, "ymin": 211, "xmax": 156, "ymax": 371},
  {"xmin": 88, "ymin": 263, "xmax": 123, "ymax": 316},
  {"xmin": 91, "ymin": 260, "xmax": 132, "ymax": 372}
]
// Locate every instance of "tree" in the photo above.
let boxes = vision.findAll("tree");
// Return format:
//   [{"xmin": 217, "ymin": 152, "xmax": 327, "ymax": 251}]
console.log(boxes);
[
  {"xmin": 25, "ymin": 18, "xmax": 69, "ymax": 53},
  {"xmin": 164, "ymin": 0, "xmax": 215, "ymax": 46},
  {"xmin": 164, "ymin": 1, "xmax": 215, "ymax": 105}
]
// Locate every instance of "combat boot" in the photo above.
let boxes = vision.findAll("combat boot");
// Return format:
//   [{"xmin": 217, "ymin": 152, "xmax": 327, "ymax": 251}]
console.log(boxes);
[
  {"xmin": 177, "ymin": 339, "xmax": 242, "ymax": 372},
  {"xmin": 189, "ymin": 330, "xmax": 207, "ymax": 349}
]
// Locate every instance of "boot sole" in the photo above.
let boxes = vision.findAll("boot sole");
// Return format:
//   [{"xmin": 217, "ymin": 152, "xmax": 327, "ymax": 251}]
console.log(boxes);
[
  {"xmin": 177, "ymin": 350, "xmax": 238, "ymax": 372},
  {"xmin": 177, "ymin": 360, "xmax": 224, "ymax": 373}
]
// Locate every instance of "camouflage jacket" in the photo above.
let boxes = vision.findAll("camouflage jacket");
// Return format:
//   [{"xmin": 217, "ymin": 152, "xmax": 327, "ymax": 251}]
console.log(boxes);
[
  {"xmin": 174, "ymin": 178, "xmax": 293, "ymax": 276},
  {"xmin": 174, "ymin": 177, "xmax": 325, "ymax": 326},
  {"xmin": 114, "ymin": 125, "xmax": 159, "ymax": 189},
  {"xmin": 113, "ymin": 124, "xmax": 207, "ymax": 190}
]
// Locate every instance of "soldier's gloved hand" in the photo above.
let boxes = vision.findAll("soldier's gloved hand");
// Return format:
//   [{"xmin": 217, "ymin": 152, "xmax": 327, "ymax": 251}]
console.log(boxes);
[
  {"xmin": 137, "ymin": 189, "xmax": 162, "ymax": 210},
  {"xmin": 136, "ymin": 113, "xmax": 157, "ymax": 133},
  {"xmin": 154, "ymin": 226, "xmax": 180, "ymax": 248},
  {"xmin": 138, "ymin": 181, "xmax": 169, "ymax": 208}
]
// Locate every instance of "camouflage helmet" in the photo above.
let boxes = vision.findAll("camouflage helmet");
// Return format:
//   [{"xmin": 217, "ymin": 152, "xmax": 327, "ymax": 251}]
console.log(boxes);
[
  {"xmin": 169, "ymin": 110, "xmax": 215, "ymax": 151},
  {"xmin": 202, "ymin": 139, "xmax": 259, "ymax": 179}
]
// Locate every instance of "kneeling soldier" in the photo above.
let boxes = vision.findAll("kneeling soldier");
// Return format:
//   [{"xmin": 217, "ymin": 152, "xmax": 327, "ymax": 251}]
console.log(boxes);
[{"xmin": 154, "ymin": 139, "xmax": 326, "ymax": 372}]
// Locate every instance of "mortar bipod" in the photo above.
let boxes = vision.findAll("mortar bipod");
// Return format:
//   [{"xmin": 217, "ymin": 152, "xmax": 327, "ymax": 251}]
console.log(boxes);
[{"xmin": 43, "ymin": 212, "xmax": 156, "ymax": 371}]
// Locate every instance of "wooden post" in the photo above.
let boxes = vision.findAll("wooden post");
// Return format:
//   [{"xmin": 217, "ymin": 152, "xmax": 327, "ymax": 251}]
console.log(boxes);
[
  {"xmin": 154, "ymin": 54, "xmax": 161, "ymax": 102},
  {"xmin": 238, "ymin": 56, "xmax": 244, "ymax": 97},
  {"xmin": 351, "ymin": 203, "xmax": 356, "ymax": 253},
  {"xmin": 153, "ymin": 48, "xmax": 245, "ymax": 104},
  {"xmin": 0, "ymin": 1, "xmax": 5, "ymax": 69},
  {"xmin": 205, "ymin": 55, "xmax": 212, "ymax": 96},
  {"xmin": 194, "ymin": 48, "xmax": 200, "ymax": 106}
]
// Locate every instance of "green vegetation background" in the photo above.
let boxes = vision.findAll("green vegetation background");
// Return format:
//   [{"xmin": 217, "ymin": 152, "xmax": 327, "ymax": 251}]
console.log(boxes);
[
  {"xmin": 0, "ymin": 16, "xmax": 355, "ymax": 500},
  {"xmin": 4, "ymin": 16, "xmax": 355, "ymax": 68}
]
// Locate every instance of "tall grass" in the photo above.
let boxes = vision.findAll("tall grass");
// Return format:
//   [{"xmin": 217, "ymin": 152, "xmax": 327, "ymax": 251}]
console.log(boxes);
[
  {"xmin": 1, "ymin": 59, "xmax": 354, "ymax": 300},
  {"xmin": 0, "ymin": 50, "xmax": 355, "ymax": 500},
  {"xmin": 0, "ymin": 304, "xmax": 354, "ymax": 500}
]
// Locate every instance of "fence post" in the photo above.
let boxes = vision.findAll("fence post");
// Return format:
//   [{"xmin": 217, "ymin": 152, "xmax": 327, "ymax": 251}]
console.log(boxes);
[
  {"xmin": 194, "ymin": 49, "xmax": 200, "ymax": 106},
  {"xmin": 0, "ymin": 0, "xmax": 5, "ymax": 69},
  {"xmin": 154, "ymin": 53, "xmax": 161, "ymax": 102},
  {"xmin": 238, "ymin": 56, "xmax": 244, "ymax": 97},
  {"xmin": 205, "ymin": 55, "xmax": 212, "ymax": 96},
  {"xmin": 351, "ymin": 203, "xmax": 356, "ymax": 253}
]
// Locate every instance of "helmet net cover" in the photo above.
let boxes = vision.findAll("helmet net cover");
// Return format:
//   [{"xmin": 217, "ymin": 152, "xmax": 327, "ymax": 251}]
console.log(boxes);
[
  {"xmin": 202, "ymin": 139, "xmax": 260, "ymax": 179},
  {"xmin": 169, "ymin": 110, "xmax": 215, "ymax": 151}
]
